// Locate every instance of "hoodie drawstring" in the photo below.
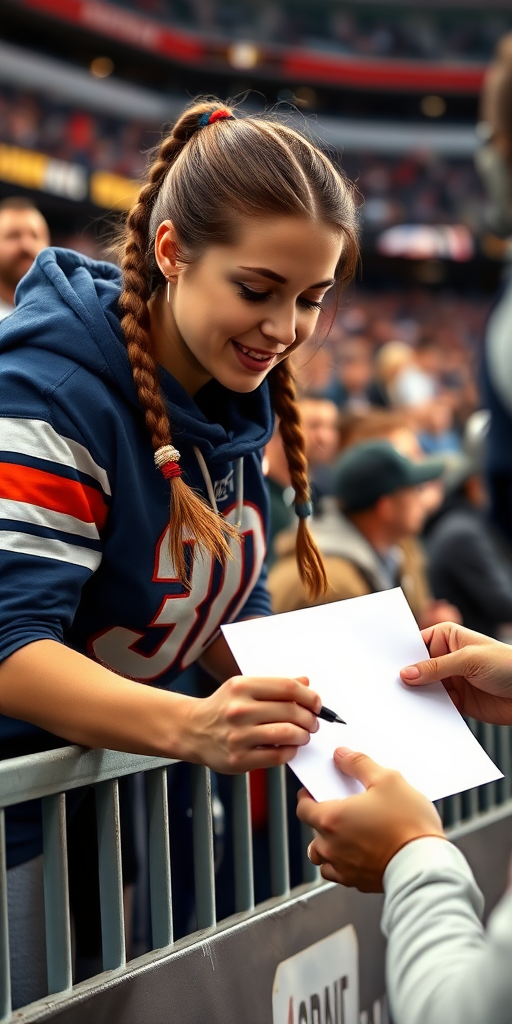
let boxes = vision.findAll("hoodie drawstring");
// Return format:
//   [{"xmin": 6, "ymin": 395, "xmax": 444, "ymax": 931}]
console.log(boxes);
[{"xmin": 193, "ymin": 447, "xmax": 244, "ymax": 530}]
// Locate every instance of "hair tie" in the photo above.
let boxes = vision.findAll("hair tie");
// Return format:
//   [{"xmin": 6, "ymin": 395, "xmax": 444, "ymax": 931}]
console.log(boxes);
[
  {"xmin": 155, "ymin": 444, "xmax": 182, "ymax": 481},
  {"xmin": 295, "ymin": 501, "xmax": 313, "ymax": 519},
  {"xmin": 198, "ymin": 109, "xmax": 235, "ymax": 128}
]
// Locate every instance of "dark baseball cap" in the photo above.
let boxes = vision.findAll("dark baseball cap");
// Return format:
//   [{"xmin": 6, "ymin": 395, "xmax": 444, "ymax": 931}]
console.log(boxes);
[{"xmin": 334, "ymin": 440, "xmax": 444, "ymax": 513}]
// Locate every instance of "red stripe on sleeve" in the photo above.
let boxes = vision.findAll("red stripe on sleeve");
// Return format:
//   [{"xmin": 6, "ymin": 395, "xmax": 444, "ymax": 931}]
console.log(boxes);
[{"xmin": 0, "ymin": 463, "xmax": 109, "ymax": 530}]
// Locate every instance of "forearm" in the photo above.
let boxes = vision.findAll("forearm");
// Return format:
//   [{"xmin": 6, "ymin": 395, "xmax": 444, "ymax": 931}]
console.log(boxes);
[
  {"xmin": 383, "ymin": 837, "xmax": 512, "ymax": 1024},
  {"xmin": 0, "ymin": 640, "xmax": 201, "ymax": 761},
  {"xmin": 198, "ymin": 631, "xmax": 241, "ymax": 683}
]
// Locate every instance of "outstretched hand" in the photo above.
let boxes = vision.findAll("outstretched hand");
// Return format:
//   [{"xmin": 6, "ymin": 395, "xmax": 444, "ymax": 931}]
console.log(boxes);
[
  {"xmin": 401, "ymin": 622, "xmax": 512, "ymax": 725},
  {"xmin": 297, "ymin": 748, "xmax": 444, "ymax": 892}
]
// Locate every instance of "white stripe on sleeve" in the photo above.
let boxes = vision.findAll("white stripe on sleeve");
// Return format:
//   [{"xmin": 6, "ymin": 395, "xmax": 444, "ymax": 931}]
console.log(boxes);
[
  {"xmin": 0, "ymin": 418, "xmax": 111, "ymax": 496},
  {"xmin": 0, "ymin": 530, "xmax": 101, "ymax": 571},
  {"xmin": 0, "ymin": 497, "xmax": 100, "ymax": 540}
]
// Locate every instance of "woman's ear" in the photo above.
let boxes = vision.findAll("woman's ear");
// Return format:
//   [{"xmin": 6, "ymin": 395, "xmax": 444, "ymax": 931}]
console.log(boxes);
[{"xmin": 154, "ymin": 220, "xmax": 184, "ymax": 283}]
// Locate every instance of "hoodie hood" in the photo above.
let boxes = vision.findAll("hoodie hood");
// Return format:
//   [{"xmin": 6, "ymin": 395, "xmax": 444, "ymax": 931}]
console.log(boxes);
[
  {"xmin": 311, "ymin": 498, "xmax": 397, "ymax": 592},
  {"xmin": 0, "ymin": 247, "xmax": 274, "ymax": 464}
]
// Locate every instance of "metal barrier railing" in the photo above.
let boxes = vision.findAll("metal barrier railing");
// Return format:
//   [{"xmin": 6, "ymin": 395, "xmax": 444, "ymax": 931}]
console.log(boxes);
[
  {"xmin": 0, "ymin": 719, "xmax": 511, "ymax": 1023},
  {"xmin": 0, "ymin": 747, "xmax": 321, "ymax": 1022},
  {"xmin": 436, "ymin": 721, "xmax": 512, "ymax": 829}
]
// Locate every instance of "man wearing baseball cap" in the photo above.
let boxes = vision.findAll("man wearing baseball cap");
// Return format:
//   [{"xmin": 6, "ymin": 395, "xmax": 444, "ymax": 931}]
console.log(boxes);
[{"xmin": 268, "ymin": 440, "xmax": 459, "ymax": 626}]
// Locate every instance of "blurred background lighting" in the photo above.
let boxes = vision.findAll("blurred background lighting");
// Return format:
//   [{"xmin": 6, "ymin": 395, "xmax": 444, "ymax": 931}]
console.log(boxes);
[
  {"xmin": 89, "ymin": 56, "xmax": 114, "ymax": 79},
  {"xmin": 292, "ymin": 86, "xmax": 317, "ymax": 109},
  {"xmin": 227, "ymin": 42, "xmax": 259, "ymax": 70},
  {"xmin": 420, "ymin": 95, "xmax": 447, "ymax": 118}
]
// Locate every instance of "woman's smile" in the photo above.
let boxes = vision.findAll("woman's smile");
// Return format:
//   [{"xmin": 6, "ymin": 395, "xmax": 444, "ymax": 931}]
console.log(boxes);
[{"xmin": 231, "ymin": 339, "xmax": 279, "ymax": 373}]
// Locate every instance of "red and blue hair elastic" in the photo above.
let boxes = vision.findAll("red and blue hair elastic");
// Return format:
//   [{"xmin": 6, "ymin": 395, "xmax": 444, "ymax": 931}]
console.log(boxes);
[{"xmin": 198, "ymin": 109, "xmax": 235, "ymax": 128}]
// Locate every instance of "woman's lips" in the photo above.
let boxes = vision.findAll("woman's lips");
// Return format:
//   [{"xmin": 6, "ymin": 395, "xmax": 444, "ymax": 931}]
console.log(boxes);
[{"xmin": 231, "ymin": 339, "xmax": 277, "ymax": 372}]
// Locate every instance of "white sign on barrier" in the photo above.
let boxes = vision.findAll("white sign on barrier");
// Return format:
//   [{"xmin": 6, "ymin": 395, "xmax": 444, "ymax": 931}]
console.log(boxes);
[{"xmin": 272, "ymin": 924, "xmax": 359, "ymax": 1024}]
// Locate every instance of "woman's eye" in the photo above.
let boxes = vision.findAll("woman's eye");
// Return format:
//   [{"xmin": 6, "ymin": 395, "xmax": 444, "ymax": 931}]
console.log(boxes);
[
  {"xmin": 237, "ymin": 283, "xmax": 270, "ymax": 303},
  {"xmin": 299, "ymin": 298, "xmax": 323, "ymax": 311}
]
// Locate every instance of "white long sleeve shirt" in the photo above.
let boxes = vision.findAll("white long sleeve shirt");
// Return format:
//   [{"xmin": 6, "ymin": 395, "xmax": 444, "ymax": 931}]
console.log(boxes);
[{"xmin": 382, "ymin": 836, "xmax": 512, "ymax": 1024}]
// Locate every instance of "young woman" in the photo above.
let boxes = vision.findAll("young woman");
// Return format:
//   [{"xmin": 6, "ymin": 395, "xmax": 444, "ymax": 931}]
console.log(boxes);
[{"xmin": 0, "ymin": 99, "xmax": 358, "ymax": 1003}]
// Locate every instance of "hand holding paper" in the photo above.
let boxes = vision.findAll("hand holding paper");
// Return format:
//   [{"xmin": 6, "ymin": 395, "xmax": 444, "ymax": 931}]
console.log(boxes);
[{"xmin": 222, "ymin": 589, "xmax": 502, "ymax": 803}]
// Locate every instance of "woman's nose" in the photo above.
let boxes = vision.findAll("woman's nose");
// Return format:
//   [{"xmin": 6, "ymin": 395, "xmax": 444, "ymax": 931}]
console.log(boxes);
[{"xmin": 260, "ymin": 308, "xmax": 297, "ymax": 348}]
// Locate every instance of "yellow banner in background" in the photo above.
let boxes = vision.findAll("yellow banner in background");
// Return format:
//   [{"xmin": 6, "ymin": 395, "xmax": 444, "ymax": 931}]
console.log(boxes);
[
  {"xmin": 89, "ymin": 171, "xmax": 139, "ymax": 210},
  {"xmin": 0, "ymin": 144, "xmax": 48, "ymax": 190},
  {"xmin": 0, "ymin": 142, "xmax": 138, "ymax": 209}
]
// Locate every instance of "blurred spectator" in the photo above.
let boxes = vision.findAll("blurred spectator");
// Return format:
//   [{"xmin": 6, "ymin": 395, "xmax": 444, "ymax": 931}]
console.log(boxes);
[
  {"xmin": 268, "ymin": 440, "xmax": 459, "ymax": 627},
  {"xmin": 393, "ymin": 333, "xmax": 442, "ymax": 407},
  {"xmin": 340, "ymin": 407, "xmax": 417, "ymax": 455},
  {"xmin": 328, "ymin": 335, "xmax": 374, "ymax": 411},
  {"xmin": 0, "ymin": 197, "xmax": 49, "ymax": 319},
  {"xmin": 298, "ymin": 396, "xmax": 340, "ymax": 500},
  {"xmin": 425, "ymin": 411, "xmax": 512, "ymax": 638},
  {"xmin": 293, "ymin": 339, "xmax": 336, "ymax": 396},
  {"xmin": 478, "ymin": 34, "xmax": 512, "ymax": 548},
  {"xmin": 339, "ymin": 407, "xmax": 446, "ymax": 519},
  {"xmin": 391, "ymin": 334, "xmax": 462, "ymax": 455},
  {"xmin": 372, "ymin": 341, "xmax": 414, "ymax": 407}
]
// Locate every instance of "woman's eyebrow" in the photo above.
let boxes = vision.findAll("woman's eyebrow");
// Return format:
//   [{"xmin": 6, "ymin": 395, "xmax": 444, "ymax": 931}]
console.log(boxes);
[{"xmin": 238, "ymin": 266, "xmax": 335, "ymax": 288}]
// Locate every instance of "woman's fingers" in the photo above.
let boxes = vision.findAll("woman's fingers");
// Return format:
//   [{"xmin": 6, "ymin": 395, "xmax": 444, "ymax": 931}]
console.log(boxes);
[
  {"xmin": 226, "ymin": 744, "xmax": 303, "ymax": 772},
  {"xmin": 248, "ymin": 720, "xmax": 314, "ymax": 748},
  {"xmin": 226, "ymin": 675, "xmax": 321, "ymax": 713},
  {"xmin": 226, "ymin": 697, "xmax": 319, "ymax": 733}
]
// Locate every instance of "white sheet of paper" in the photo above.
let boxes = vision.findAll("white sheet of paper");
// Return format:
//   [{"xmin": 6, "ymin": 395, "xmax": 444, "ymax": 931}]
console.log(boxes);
[{"xmin": 222, "ymin": 588, "xmax": 502, "ymax": 802}]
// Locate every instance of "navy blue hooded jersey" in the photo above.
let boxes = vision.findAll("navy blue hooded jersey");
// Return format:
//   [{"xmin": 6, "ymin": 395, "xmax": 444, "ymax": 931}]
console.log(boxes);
[{"xmin": 0, "ymin": 248, "xmax": 274, "ymax": 861}]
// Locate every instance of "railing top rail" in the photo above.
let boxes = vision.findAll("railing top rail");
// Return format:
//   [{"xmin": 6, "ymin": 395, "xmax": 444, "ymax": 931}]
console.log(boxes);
[{"xmin": 0, "ymin": 746, "xmax": 176, "ymax": 808}]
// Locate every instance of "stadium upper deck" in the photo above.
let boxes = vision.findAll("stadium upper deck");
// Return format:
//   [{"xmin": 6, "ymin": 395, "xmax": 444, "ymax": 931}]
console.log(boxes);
[{"xmin": 1, "ymin": 0, "xmax": 510, "ymax": 101}]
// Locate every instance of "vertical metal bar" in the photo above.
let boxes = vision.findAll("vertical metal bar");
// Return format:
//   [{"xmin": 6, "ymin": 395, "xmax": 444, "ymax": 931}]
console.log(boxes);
[
  {"xmin": 451, "ymin": 792, "xmax": 462, "ymax": 826},
  {"xmin": 191, "ymin": 766, "xmax": 216, "ymax": 930},
  {"xmin": 442, "ymin": 795, "xmax": 454, "ymax": 828},
  {"xmin": 434, "ymin": 799, "xmax": 444, "ymax": 828},
  {"xmin": 482, "ymin": 724, "xmax": 497, "ymax": 809},
  {"xmin": 267, "ymin": 766, "xmax": 290, "ymax": 897},
  {"xmin": 95, "ymin": 780, "xmax": 125, "ymax": 971},
  {"xmin": 145, "ymin": 768, "xmax": 173, "ymax": 949},
  {"xmin": 0, "ymin": 810, "xmax": 11, "ymax": 1022},
  {"xmin": 41, "ymin": 794, "xmax": 72, "ymax": 994},
  {"xmin": 467, "ymin": 719, "xmax": 481, "ymax": 817},
  {"xmin": 232, "ymin": 774, "xmax": 254, "ymax": 913},
  {"xmin": 500, "ymin": 727, "xmax": 512, "ymax": 800},
  {"xmin": 300, "ymin": 821, "xmax": 321, "ymax": 884}
]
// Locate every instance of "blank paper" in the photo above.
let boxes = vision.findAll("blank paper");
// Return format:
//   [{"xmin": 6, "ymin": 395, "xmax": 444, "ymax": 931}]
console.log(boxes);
[{"xmin": 222, "ymin": 589, "xmax": 502, "ymax": 802}]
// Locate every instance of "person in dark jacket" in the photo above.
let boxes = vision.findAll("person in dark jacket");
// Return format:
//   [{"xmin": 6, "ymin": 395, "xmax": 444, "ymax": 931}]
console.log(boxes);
[{"xmin": 425, "ymin": 412, "xmax": 512, "ymax": 638}]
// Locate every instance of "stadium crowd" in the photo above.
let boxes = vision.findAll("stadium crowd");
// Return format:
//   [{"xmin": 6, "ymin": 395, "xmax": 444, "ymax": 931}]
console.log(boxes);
[
  {"xmin": 109, "ymin": 0, "xmax": 512, "ymax": 64},
  {"xmin": 0, "ymin": 82, "xmax": 486, "ymax": 241}
]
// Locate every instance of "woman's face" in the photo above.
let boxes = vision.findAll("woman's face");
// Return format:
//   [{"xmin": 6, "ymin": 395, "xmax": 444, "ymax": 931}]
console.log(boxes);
[{"xmin": 152, "ymin": 215, "xmax": 343, "ymax": 395}]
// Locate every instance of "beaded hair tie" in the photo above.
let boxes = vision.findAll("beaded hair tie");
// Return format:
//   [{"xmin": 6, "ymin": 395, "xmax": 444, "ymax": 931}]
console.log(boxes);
[
  {"xmin": 198, "ymin": 109, "xmax": 235, "ymax": 128},
  {"xmin": 295, "ymin": 501, "xmax": 313, "ymax": 519},
  {"xmin": 154, "ymin": 445, "xmax": 182, "ymax": 480}
]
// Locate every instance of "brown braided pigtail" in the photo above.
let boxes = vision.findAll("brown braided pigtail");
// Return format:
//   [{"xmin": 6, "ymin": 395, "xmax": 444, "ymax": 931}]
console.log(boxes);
[
  {"xmin": 271, "ymin": 361, "xmax": 328, "ymax": 601},
  {"xmin": 118, "ymin": 108, "xmax": 239, "ymax": 587}
]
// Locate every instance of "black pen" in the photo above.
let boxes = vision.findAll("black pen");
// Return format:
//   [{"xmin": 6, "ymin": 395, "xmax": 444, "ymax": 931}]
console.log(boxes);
[{"xmin": 317, "ymin": 705, "xmax": 346, "ymax": 725}]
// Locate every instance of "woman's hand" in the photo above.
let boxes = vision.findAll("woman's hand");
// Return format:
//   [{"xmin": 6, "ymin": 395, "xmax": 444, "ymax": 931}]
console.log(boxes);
[
  {"xmin": 187, "ymin": 674, "xmax": 321, "ymax": 773},
  {"xmin": 401, "ymin": 622, "xmax": 512, "ymax": 725},
  {"xmin": 296, "ymin": 748, "xmax": 444, "ymax": 893}
]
